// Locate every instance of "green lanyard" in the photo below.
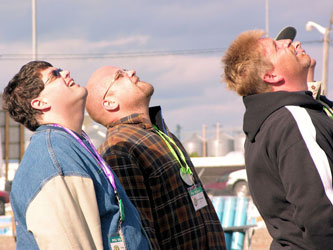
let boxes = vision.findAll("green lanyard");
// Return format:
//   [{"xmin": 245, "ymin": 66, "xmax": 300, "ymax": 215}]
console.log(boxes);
[
  {"xmin": 323, "ymin": 106, "xmax": 333, "ymax": 119},
  {"xmin": 317, "ymin": 98, "xmax": 333, "ymax": 120},
  {"xmin": 153, "ymin": 125, "xmax": 193, "ymax": 176}
]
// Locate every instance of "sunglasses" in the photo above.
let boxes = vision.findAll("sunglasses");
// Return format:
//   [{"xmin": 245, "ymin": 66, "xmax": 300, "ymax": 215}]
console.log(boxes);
[
  {"xmin": 103, "ymin": 69, "xmax": 127, "ymax": 100},
  {"xmin": 44, "ymin": 68, "xmax": 63, "ymax": 85}
]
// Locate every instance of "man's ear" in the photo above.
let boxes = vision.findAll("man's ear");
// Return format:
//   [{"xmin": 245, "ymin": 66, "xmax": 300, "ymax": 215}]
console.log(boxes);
[
  {"xmin": 263, "ymin": 72, "xmax": 284, "ymax": 85},
  {"xmin": 31, "ymin": 97, "xmax": 51, "ymax": 111},
  {"xmin": 102, "ymin": 96, "xmax": 119, "ymax": 111}
]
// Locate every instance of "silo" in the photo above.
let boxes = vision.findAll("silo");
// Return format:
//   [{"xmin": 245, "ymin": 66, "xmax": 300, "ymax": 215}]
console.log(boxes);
[
  {"xmin": 234, "ymin": 131, "xmax": 246, "ymax": 153},
  {"xmin": 207, "ymin": 132, "xmax": 234, "ymax": 157},
  {"xmin": 183, "ymin": 133, "xmax": 203, "ymax": 157},
  {"xmin": 207, "ymin": 123, "xmax": 234, "ymax": 157},
  {"xmin": 84, "ymin": 124, "xmax": 107, "ymax": 148},
  {"xmin": 83, "ymin": 114, "xmax": 107, "ymax": 148}
]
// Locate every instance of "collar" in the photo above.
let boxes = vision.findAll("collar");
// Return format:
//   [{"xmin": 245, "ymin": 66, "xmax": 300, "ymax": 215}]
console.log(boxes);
[
  {"xmin": 243, "ymin": 91, "xmax": 322, "ymax": 142},
  {"xmin": 107, "ymin": 105, "xmax": 168, "ymax": 134},
  {"xmin": 36, "ymin": 124, "xmax": 85, "ymax": 140}
]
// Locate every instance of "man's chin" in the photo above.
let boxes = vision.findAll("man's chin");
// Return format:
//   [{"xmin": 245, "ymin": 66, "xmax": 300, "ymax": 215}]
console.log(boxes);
[
  {"xmin": 147, "ymin": 87, "xmax": 154, "ymax": 98},
  {"xmin": 302, "ymin": 55, "xmax": 312, "ymax": 69}
]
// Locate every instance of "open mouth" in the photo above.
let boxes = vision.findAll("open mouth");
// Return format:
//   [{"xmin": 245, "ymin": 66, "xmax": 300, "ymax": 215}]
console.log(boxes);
[{"xmin": 67, "ymin": 79, "xmax": 75, "ymax": 87}]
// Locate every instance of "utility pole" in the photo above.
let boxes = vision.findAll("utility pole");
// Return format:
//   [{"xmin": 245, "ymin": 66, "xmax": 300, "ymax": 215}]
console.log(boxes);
[
  {"xmin": 202, "ymin": 124, "xmax": 207, "ymax": 157},
  {"xmin": 306, "ymin": 11, "xmax": 332, "ymax": 95},
  {"xmin": 175, "ymin": 124, "xmax": 181, "ymax": 140},
  {"xmin": 322, "ymin": 11, "xmax": 333, "ymax": 95},
  {"xmin": 32, "ymin": 0, "xmax": 37, "ymax": 60},
  {"xmin": 5, "ymin": 113, "xmax": 9, "ymax": 181},
  {"xmin": 265, "ymin": 0, "xmax": 269, "ymax": 36}
]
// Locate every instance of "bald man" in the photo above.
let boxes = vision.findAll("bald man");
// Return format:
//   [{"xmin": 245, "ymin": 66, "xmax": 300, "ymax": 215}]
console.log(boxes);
[{"xmin": 86, "ymin": 66, "xmax": 226, "ymax": 250}]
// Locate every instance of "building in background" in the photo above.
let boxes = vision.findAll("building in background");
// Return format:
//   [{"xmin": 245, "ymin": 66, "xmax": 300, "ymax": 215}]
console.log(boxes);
[
  {"xmin": 183, "ymin": 122, "xmax": 245, "ymax": 158},
  {"xmin": 207, "ymin": 131, "xmax": 235, "ymax": 157},
  {"xmin": 0, "ymin": 95, "xmax": 24, "ymax": 191},
  {"xmin": 0, "ymin": 105, "xmax": 246, "ymax": 189},
  {"xmin": 82, "ymin": 114, "xmax": 106, "ymax": 149},
  {"xmin": 183, "ymin": 133, "xmax": 204, "ymax": 157}
]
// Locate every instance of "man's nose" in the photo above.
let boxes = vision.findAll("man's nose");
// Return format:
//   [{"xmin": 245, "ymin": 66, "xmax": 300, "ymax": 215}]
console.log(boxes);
[
  {"xmin": 126, "ymin": 70, "xmax": 136, "ymax": 77},
  {"xmin": 60, "ymin": 69, "xmax": 70, "ymax": 78},
  {"xmin": 292, "ymin": 41, "xmax": 301, "ymax": 49}
]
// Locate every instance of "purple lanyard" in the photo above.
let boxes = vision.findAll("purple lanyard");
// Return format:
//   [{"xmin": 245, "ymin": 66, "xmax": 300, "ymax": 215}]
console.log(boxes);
[{"xmin": 50, "ymin": 124, "xmax": 125, "ymax": 221}]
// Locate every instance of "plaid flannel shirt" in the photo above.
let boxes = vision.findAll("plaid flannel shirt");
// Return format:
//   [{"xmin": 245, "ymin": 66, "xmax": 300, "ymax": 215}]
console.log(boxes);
[{"xmin": 98, "ymin": 107, "xmax": 226, "ymax": 250}]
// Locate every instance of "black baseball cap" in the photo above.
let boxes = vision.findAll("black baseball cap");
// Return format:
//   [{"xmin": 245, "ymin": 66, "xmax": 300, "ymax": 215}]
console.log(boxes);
[{"xmin": 275, "ymin": 26, "xmax": 297, "ymax": 41}]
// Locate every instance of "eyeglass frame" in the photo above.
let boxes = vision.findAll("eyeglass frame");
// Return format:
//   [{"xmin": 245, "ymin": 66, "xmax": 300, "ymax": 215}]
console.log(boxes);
[
  {"xmin": 44, "ymin": 68, "xmax": 63, "ymax": 85},
  {"xmin": 102, "ymin": 69, "xmax": 127, "ymax": 100}
]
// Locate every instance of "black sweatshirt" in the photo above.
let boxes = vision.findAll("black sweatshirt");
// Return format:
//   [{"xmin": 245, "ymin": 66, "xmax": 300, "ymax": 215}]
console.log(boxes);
[{"xmin": 243, "ymin": 91, "xmax": 333, "ymax": 250}]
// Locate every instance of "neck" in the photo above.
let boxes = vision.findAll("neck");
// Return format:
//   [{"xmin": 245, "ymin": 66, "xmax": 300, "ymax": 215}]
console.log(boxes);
[
  {"xmin": 141, "ymin": 107, "xmax": 152, "ymax": 126},
  {"xmin": 43, "ymin": 122, "xmax": 82, "ymax": 134},
  {"xmin": 41, "ymin": 113, "xmax": 84, "ymax": 135},
  {"xmin": 272, "ymin": 78, "xmax": 308, "ymax": 92},
  {"xmin": 106, "ymin": 106, "xmax": 152, "ymax": 127},
  {"xmin": 59, "ymin": 113, "xmax": 84, "ymax": 134},
  {"xmin": 64, "ymin": 123, "xmax": 83, "ymax": 134}
]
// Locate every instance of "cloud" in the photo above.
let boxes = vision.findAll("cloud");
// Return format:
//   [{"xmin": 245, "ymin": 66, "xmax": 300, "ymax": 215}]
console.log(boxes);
[
  {"xmin": 161, "ymin": 96, "xmax": 244, "ymax": 140},
  {"xmin": 38, "ymin": 36, "xmax": 150, "ymax": 53},
  {"xmin": 0, "ymin": 0, "xmax": 332, "ymax": 138}
]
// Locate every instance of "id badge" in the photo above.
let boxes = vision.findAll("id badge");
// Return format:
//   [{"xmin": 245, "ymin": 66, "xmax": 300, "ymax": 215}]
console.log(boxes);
[
  {"xmin": 110, "ymin": 235, "xmax": 126, "ymax": 250},
  {"xmin": 188, "ymin": 185, "xmax": 208, "ymax": 211}
]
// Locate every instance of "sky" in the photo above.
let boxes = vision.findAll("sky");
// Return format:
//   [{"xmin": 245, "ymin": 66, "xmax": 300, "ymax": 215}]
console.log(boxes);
[{"xmin": 0, "ymin": 0, "xmax": 332, "ymax": 141}]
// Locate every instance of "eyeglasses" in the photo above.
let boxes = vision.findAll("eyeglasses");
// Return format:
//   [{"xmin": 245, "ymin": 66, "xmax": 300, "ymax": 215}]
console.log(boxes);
[
  {"xmin": 44, "ymin": 68, "xmax": 63, "ymax": 85},
  {"xmin": 102, "ymin": 69, "xmax": 127, "ymax": 100}
]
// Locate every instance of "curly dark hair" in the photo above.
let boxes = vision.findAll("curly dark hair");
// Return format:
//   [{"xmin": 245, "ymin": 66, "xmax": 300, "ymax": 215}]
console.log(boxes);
[{"xmin": 2, "ymin": 61, "xmax": 53, "ymax": 131}]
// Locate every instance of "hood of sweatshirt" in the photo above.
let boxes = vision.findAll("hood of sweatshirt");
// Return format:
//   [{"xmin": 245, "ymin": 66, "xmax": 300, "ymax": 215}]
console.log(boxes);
[{"xmin": 243, "ymin": 91, "xmax": 323, "ymax": 142}]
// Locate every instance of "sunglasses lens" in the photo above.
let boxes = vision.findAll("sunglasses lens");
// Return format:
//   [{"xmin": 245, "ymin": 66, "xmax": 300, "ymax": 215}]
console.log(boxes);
[
  {"xmin": 54, "ymin": 68, "xmax": 62, "ymax": 77},
  {"xmin": 45, "ymin": 68, "xmax": 63, "ymax": 85}
]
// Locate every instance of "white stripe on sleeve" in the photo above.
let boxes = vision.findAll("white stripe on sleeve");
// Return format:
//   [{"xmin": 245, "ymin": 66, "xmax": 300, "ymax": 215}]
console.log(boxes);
[{"xmin": 286, "ymin": 105, "xmax": 333, "ymax": 205}]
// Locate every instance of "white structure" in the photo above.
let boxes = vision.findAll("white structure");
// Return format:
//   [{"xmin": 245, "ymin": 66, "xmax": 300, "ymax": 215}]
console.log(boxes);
[
  {"xmin": 183, "ymin": 133, "xmax": 204, "ymax": 157},
  {"xmin": 83, "ymin": 114, "xmax": 107, "ymax": 148},
  {"xmin": 305, "ymin": 14, "xmax": 333, "ymax": 95},
  {"xmin": 191, "ymin": 151, "xmax": 245, "ymax": 168},
  {"xmin": 207, "ymin": 132, "xmax": 234, "ymax": 157},
  {"xmin": 233, "ymin": 131, "xmax": 246, "ymax": 153}
]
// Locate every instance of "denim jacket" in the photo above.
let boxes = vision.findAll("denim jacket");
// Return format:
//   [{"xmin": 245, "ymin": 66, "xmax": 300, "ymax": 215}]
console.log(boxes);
[{"xmin": 11, "ymin": 125, "xmax": 149, "ymax": 250}]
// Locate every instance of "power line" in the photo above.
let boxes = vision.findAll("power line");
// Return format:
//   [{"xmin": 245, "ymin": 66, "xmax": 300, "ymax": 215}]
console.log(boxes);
[
  {"xmin": 0, "ymin": 48, "xmax": 226, "ymax": 60},
  {"xmin": 0, "ymin": 40, "xmax": 331, "ymax": 61}
]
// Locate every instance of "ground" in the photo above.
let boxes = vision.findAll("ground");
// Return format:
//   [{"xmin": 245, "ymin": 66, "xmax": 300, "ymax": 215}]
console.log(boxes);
[
  {"xmin": 0, "ymin": 236, "xmax": 16, "ymax": 250},
  {"xmin": 0, "ymin": 227, "xmax": 272, "ymax": 250},
  {"xmin": 250, "ymin": 225, "xmax": 273, "ymax": 249}
]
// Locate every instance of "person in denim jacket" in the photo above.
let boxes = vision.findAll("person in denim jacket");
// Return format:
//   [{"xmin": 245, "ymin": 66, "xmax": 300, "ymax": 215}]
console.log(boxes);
[{"xmin": 2, "ymin": 61, "xmax": 150, "ymax": 250}]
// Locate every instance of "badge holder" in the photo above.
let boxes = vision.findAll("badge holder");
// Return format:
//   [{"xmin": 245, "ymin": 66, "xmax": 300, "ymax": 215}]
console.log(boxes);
[
  {"xmin": 153, "ymin": 125, "xmax": 208, "ymax": 211},
  {"xmin": 187, "ymin": 184, "xmax": 208, "ymax": 211}
]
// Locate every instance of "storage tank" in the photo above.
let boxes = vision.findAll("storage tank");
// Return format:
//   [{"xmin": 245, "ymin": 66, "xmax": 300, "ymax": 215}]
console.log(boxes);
[
  {"xmin": 207, "ymin": 123, "xmax": 234, "ymax": 157},
  {"xmin": 83, "ymin": 114, "xmax": 106, "ymax": 148},
  {"xmin": 234, "ymin": 131, "xmax": 246, "ymax": 153},
  {"xmin": 207, "ymin": 132, "xmax": 234, "ymax": 156},
  {"xmin": 183, "ymin": 133, "xmax": 203, "ymax": 157}
]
